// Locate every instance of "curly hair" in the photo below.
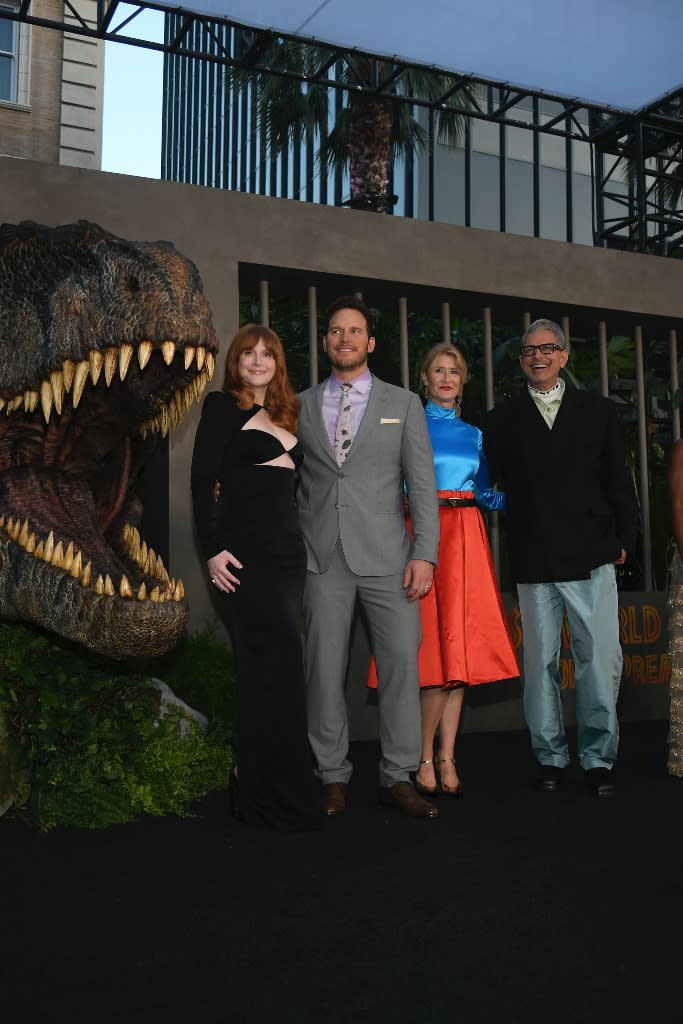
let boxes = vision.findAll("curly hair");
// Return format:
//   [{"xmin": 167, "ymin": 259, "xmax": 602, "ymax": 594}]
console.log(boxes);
[{"xmin": 221, "ymin": 323, "xmax": 299, "ymax": 432}]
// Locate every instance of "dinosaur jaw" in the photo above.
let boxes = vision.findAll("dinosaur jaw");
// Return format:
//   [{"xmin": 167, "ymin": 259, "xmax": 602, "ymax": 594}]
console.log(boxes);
[{"xmin": 0, "ymin": 340, "xmax": 216, "ymax": 658}]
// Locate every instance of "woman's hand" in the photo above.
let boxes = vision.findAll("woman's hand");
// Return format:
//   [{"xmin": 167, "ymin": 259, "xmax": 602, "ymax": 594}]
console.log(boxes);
[{"xmin": 207, "ymin": 550, "xmax": 243, "ymax": 593}]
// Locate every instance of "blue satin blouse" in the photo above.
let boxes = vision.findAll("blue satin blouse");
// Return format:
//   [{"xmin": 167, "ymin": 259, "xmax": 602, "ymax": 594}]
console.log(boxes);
[{"xmin": 424, "ymin": 401, "xmax": 505, "ymax": 512}]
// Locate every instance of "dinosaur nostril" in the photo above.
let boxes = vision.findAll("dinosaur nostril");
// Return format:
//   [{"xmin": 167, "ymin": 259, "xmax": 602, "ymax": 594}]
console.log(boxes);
[{"xmin": 128, "ymin": 276, "xmax": 141, "ymax": 293}]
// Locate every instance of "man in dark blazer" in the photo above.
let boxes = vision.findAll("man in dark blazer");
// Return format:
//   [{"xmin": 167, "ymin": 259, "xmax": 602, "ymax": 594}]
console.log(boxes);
[
  {"xmin": 297, "ymin": 296, "xmax": 440, "ymax": 819},
  {"xmin": 484, "ymin": 318, "xmax": 639, "ymax": 796}
]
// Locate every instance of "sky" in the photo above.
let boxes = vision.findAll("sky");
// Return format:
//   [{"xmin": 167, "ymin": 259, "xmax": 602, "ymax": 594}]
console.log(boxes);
[{"xmin": 101, "ymin": 7, "xmax": 164, "ymax": 179}]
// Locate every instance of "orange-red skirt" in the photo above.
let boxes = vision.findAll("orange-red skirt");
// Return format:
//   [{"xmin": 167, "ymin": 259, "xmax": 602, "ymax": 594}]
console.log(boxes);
[{"xmin": 369, "ymin": 490, "xmax": 519, "ymax": 690}]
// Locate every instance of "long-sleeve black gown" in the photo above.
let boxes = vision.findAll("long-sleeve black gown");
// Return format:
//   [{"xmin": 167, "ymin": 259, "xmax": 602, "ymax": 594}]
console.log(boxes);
[{"xmin": 191, "ymin": 391, "xmax": 319, "ymax": 830}]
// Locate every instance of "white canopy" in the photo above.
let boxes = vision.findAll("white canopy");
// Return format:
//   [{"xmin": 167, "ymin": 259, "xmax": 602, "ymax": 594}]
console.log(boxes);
[{"xmin": 156, "ymin": 0, "xmax": 683, "ymax": 113}]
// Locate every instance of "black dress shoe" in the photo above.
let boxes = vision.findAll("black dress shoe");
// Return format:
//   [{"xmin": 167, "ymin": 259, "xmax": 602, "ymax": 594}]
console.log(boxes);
[
  {"xmin": 585, "ymin": 767, "xmax": 615, "ymax": 797},
  {"xmin": 537, "ymin": 765, "xmax": 564, "ymax": 792},
  {"xmin": 379, "ymin": 782, "xmax": 439, "ymax": 819},
  {"xmin": 321, "ymin": 782, "xmax": 348, "ymax": 816}
]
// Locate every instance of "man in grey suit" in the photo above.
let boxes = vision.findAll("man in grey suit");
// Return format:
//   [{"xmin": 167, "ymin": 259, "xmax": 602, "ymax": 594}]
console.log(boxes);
[{"xmin": 297, "ymin": 296, "xmax": 440, "ymax": 819}]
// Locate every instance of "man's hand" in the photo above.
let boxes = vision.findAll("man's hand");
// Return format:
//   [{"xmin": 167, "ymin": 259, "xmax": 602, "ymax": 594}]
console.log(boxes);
[
  {"xmin": 614, "ymin": 548, "xmax": 627, "ymax": 566},
  {"xmin": 403, "ymin": 559, "xmax": 434, "ymax": 602}
]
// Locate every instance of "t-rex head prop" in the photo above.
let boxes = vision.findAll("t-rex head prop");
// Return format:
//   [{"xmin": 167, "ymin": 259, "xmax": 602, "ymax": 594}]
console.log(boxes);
[{"xmin": 0, "ymin": 220, "xmax": 219, "ymax": 659}]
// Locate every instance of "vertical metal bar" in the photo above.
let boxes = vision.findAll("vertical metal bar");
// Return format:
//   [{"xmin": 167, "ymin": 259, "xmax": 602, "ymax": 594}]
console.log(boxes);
[
  {"xmin": 483, "ymin": 308, "xmax": 494, "ymax": 412},
  {"xmin": 441, "ymin": 302, "xmax": 451, "ymax": 345},
  {"xmin": 561, "ymin": 316, "xmax": 570, "ymax": 351},
  {"xmin": 598, "ymin": 320, "xmax": 609, "ymax": 397},
  {"xmin": 533, "ymin": 96, "xmax": 541, "ymax": 238},
  {"xmin": 523, "ymin": 312, "xmax": 531, "ymax": 331},
  {"xmin": 404, "ymin": 119, "xmax": 415, "ymax": 219},
  {"xmin": 464, "ymin": 119, "xmax": 472, "ymax": 228},
  {"xmin": 248, "ymin": 78, "xmax": 257, "ymax": 192},
  {"xmin": 305, "ymin": 130, "xmax": 315, "ymax": 203},
  {"xmin": 499, "ymin": 120, "xmax": 506, "ymax": 232},
  {"xmin": 259, "ymin": 280, "xmax": 269, "ymax": 327},
  {"xmin": 634, "ymin": 324, "xmax": 651, "ymax": 590},
  {"xmin": 671, "ymin": 328, "xmax": 681, "ymax": 442},
  {"xmin": 308, "ymin": 286, "xmax": 319, "ymax": 387},
  {"xmin": 483, "ymin": 307, "xmax": 499, "ymax": 578},
  {"xmin": 565, "ymin": 116, "xmax": 573, "ymax": 242},
  {"xmin": 428, "ymin": 108, "xmax": 436, "ymax": 223},
  {"xmin": 594, "ymin": 144, "xmax": 605, "ymax": 246},
  {"xmin": 230, "ymin": 53, "xmax": 239, "ymax": 191},
  {"xmin": 399, "ymin": 298, "xmax": 409, "ymax": 389},
  {"xmin": 292, "ymin": 134, "xmax": 301, "ymax": 201},
  {"xmin": 635, "ymin": 122, "xmax": 648, "ymax": 254},
  {"xmin": 334, "ymin": 73, "xmax": 344, "ymax": 206},
  {"xmin": 239, "ymin": 78, "xmax": 248, "ymax": 190},
  {"xmin": 280, "ymin": 145, "xmax": 289, "ymax": 199}
]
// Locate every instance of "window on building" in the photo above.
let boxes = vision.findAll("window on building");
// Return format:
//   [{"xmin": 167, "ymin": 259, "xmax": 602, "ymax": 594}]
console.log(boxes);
[{"xmin": 0, "ymin": 5, "xmax": 19, "ymax": 102}]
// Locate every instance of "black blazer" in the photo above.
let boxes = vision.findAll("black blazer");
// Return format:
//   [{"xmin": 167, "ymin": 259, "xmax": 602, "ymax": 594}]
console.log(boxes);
[{"xmin": 484, "ymin": 387, "xmax": 639, "ymax": 584}]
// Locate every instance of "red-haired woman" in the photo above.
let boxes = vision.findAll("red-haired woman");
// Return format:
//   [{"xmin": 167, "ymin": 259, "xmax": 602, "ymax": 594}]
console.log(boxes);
[{"xmin": 191, "ymin": 324, "xmax": 318, "ymax": 830}]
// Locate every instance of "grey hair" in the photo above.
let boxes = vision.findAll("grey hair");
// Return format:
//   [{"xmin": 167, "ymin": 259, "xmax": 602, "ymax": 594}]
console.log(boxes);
[{"xmin": 521, "ymin": 318, "xmax": 567, "ymax": 351}]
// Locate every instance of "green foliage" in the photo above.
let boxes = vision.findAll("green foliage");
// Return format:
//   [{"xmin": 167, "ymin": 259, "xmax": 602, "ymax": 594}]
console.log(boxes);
[
  {"xmin": 0, "ymin": 622, "xmax": 235, "ymax": 830},
  {"xmin": 146, "ymin": 622, "xmax": 238, "ymax": 729}
]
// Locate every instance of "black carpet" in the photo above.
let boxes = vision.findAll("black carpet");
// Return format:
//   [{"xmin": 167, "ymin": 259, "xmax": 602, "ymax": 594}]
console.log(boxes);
[{"xmin": 3, "ymin": 720, "xmax": 680, "ymax": 1024}]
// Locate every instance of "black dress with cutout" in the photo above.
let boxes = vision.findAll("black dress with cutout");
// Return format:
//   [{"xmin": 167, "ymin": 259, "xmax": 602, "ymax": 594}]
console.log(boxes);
[{"xmin": 191, "ymin": 391, "xmax": 318, "ymax": 830}]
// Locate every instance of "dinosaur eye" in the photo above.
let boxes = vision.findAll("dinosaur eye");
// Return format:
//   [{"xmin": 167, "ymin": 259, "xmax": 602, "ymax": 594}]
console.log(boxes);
[{"xmin": 128, "ymin": 275, "xmax": 141, "ymax": 293}]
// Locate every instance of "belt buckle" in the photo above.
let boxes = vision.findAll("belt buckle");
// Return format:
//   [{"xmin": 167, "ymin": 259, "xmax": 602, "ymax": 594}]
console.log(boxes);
[{"xmin": 448, "ymin": 497, "xmax": 460, "ymax": 507}]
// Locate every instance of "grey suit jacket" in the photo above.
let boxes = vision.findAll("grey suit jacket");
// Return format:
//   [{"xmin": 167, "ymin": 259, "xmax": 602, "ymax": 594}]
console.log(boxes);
[{"xmin": 297, "ymin": 375, "xmax": 439, "ymax": 575}]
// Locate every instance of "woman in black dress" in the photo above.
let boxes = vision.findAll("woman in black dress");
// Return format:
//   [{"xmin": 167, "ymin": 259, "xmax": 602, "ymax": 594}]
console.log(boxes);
[{"xmin": 191, "ymin": 324, "xmax": 319, "ymax": 830}]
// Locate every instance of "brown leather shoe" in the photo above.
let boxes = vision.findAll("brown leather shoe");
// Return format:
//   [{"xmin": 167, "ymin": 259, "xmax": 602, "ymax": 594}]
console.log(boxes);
[
  {"xmin": 379, "ymin": 781, "xmax": 439, "ymax": 819},
  {"xmin": 321, "ymin": 782, "xmax": 348, "ymax": 816}
]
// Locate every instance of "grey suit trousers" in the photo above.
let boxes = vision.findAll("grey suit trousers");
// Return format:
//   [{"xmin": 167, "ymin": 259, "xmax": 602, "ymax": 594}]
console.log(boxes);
[{"xmin": 303, "ymin": 540, "xmax": 422, "ymax": 787}]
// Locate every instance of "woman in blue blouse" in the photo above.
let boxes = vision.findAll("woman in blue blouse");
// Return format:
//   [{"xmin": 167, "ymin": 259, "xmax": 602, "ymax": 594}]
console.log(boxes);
[{"xmin": 404, "ymin": 343, "xmax": 518, "ymax": 796}]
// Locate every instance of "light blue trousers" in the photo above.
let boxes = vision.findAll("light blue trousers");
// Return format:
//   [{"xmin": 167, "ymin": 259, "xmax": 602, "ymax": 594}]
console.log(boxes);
[{"xmin": 517, "ymin": 564, "xmax": 622, "ymax": 770}]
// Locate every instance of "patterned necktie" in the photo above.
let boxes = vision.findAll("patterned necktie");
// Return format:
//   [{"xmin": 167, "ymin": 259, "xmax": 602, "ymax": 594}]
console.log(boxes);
[{"xmin": 334, "ymin": 383, "xmax": 353, "ymax": 465}]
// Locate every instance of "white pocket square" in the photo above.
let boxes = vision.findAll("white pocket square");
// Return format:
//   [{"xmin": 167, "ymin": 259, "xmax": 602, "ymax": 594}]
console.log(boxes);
[{"xmin": 380, "ymin": 417, "xmax": 401, "ymax": 424}]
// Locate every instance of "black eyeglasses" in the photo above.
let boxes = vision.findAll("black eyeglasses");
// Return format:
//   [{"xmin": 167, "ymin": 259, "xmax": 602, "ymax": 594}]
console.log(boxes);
[{"xmin": 519, "ymin": 343, "xmax": 564, "ymax": 357}]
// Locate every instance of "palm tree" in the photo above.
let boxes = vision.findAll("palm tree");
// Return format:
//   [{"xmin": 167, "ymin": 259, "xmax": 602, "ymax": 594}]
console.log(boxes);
[{"xmin": 231, "ymin": 38, "xmax": 480, "ymax": 212}]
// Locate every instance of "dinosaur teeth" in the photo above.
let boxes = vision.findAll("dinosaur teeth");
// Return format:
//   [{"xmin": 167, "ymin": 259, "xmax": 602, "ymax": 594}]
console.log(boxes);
[
  {"xmin": 184, "ymin": 346, "xmax": 196, "ymax": 370},
  {"xmin": 50, "ymin": 370, "xmax": 65, "ymax": 414},
  {"xmin": 40, "ymin": 382, "xmax": 53, "ymax": 423},
  {"xmin": 89, "ymin": 349, "xmax": 104, "ymax": 385},
  {"xmin": 62, "ymin": 359, "xmax": 75, "ymax": 393},
  {"xmin": 43, "ymin": 531, "xmax": 55, "ymax": 562},
  {"xmin": 119, "ymin": 343, "xmax": 134, "ymax": 381},
  {"xmin": 0, "ymin": 398, "xmax": 5, "ymax": 412},
  {"xmin": 138, "ymin": 340, "xmax": 153, "ymax": 369},
  {"xmin": 196, "ymin": 345, "xmax": 206, "ymax": 371},
  {"xmin": 18, "ymin": 519, "xmax": 30, "ymax": 547},
  {"xmin": 24, "ymin": 390, "xmax": 39, "ymax": 412},
  {"xmin": 2, "ymin": 514, "xmax": 187, "ymax": 602},
  {"xmin": 161, "ymin": 340, "xmax": 175, "ymax": 366},
  {"xmin": 206, "ymin": 351, "xmax": 215, "ymax": 380},
  {"xmin": 72, "ymin": 360, "xmax": 90, "ymax": 408},
  {"xmin": 104, "ymin": 347, "xmax": 118, "ymax": 387},
  {"xmin": 52, "ymin": 540, "xmax": 65, "ymax": 569}
]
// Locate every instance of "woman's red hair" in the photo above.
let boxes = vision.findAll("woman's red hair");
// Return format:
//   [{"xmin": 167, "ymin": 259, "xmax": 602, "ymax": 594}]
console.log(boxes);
[{"xmin": 222, "ymin": 323, "xmax": 299, "ymax": 432}]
